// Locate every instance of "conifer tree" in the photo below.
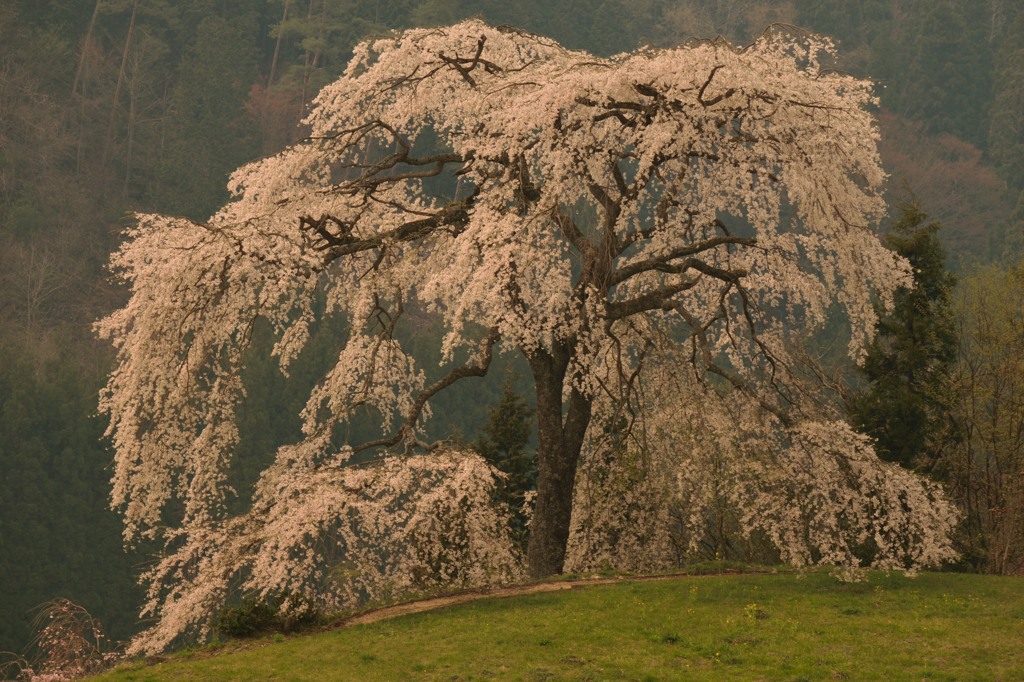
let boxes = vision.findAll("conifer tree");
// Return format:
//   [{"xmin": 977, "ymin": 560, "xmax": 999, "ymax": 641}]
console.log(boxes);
[
  {"xmin": 474, "ymin": 376, "xmax": 535, "ymax": 550},
  {"xmin": 851, "ymin": 200, "xmax": 958, "ymax": 470}
]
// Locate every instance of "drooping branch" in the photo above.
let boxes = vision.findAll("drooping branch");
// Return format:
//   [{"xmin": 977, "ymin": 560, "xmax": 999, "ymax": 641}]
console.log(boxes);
[
  {"xmin": 674, "ymin": 303, "xmax": 793, "ymax": 427},
  {"xmin": 352, "ymin": 328, "xmax": 500, "ymax": 454},
  {"xmin": 587, "ymin": 181, "xmax": 621, "ymax": 252},
  {"xmin": 514, "ymin": 154, "xmax": 541, "ymax": 211},
  {"xmin": 549, "ymin": 204, "xmax": 594, "ymax": 260},
  {"xmin": 592, "ymin": 323, "xmax": 654, "ymax": 436}
]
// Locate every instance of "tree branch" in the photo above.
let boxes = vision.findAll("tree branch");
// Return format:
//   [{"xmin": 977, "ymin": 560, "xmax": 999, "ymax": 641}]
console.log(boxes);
[
  {"xmin": 609, "ymin": 238, "xmax": 755, "ymax": 286},
  {"xmin": 352, "ymin": 328, "xmax": 501, "ymax": 454},
  {"xmin": 697, "ymin": 64, "xmax": 737, "ymax": 107},
  {"xmin": 311, "ymin": 194, "xmax": 476, "ymax": 263},
  {"xmin": 674, "ymin": 304, "xmax": 792, "ymax": 427},
  {"xmin": 605, "ymin": 279, "xmax": 701, "ymax": 320},
  {"xmin": 549, "ymin": 204, "xmax": 593, "ymax": 259}
]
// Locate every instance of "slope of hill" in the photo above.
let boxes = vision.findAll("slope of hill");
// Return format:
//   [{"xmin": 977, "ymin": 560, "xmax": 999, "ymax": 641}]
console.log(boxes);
[{"xmin": 93, "ymin": 571, "xmax": 1023, "ymax": 681}]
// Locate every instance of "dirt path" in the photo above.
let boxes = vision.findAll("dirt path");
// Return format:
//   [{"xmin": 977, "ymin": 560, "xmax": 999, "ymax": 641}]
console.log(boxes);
[
  {"xmin": 330, "ymin": 569, "xmax": 774, "ymax": 629},
  {"xmin": 335, "ymin": 577, "xmax": 622, "ymax": 628}
]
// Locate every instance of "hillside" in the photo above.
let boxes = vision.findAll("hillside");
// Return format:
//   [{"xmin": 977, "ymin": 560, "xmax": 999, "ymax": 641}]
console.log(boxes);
[{"xmin": 93, "ymin": 571, "xmax": 1023, "ymax": 681}]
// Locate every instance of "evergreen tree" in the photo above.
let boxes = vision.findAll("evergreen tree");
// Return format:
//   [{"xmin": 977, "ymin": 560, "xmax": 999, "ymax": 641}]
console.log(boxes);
[
  {"xmin": 851, "ymin": 200, "xmax": 958, "ymax": 471},
  {"xmin": 474, "ymin": 375, "xmax": 535, "ymax": 551}
]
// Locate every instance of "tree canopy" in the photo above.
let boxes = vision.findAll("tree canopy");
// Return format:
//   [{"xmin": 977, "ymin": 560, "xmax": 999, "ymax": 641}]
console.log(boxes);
[{"xmin": 98, "ymin": 20, "xmax": 957, "ymax": 652}]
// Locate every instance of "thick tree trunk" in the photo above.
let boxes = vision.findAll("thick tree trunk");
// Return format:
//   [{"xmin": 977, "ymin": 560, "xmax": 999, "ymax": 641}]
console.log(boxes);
[{"xmin": 525, "ymin": 344, "xmax": 593, "ymax": 578}]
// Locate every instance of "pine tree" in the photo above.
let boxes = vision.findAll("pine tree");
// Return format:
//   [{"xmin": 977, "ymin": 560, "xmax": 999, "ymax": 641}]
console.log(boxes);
[
  {"xmin": 474, "ymin": 375, "xmax": 535, "ymax": 551},
  {"xmin": 851, "ymin": 200, "xmax": 958, "ymax": 471}
]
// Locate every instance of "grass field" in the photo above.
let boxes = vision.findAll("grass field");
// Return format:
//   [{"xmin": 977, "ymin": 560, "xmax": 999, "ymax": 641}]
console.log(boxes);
[{"xmin": 95, "ymin": 570, "xmax": 1023, "ymax": 681}]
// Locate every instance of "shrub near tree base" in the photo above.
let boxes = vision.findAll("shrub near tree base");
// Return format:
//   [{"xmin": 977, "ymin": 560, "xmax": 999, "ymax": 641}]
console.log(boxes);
[
  {"xmin": 98, "ymin": 20, "xmax": 957, "ymax": 653},
  {"xmin": 215, "ymin": 599, "xmax": 281, "ymax": 638}
]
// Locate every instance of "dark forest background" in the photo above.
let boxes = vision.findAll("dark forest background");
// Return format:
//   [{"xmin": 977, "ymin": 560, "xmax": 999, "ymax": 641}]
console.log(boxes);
[{"xmin": 1, "ymin": 0, "xmax": 1022, "ymax": 655}]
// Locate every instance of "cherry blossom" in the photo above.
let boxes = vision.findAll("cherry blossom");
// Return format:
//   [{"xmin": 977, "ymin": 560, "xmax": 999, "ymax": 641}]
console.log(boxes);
[{"xmin": 98, "ymin": 21, "xmax": 955, "ymax": 651}]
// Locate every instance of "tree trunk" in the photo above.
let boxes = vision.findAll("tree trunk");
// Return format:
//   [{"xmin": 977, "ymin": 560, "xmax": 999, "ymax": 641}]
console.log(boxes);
[
  {"xmin": 122, "ymin": 79, "xmax": 136, "ymax": 200},
  {"xmin": 73, "ymin": 0, "xmax": 103, "ymax": 175},
  {"xmin": 298, "ymin": 0, "xmax": 315, "ymax": 119},
  {"xmin": 525, "ymin": 344, "xmax": 593, "ymax": 578},
  {"xmin": 72, "ymin": 0, "xmax": 102, "ymax": 97},
  {"xmin": 266, "ymin": 0, "xmax": 291, "ymax": 93},
  {"xmin": 102, "ymin": 0, "xmax": 139, "ymax": 165}
]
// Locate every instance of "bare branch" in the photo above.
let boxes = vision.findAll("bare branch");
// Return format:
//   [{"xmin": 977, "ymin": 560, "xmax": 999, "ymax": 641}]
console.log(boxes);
[
  {"xmin": 352, "ymin": 328, "xmax": 501, "ymax": 454},
  {"xmin": 609, "ymin": 236, "xmax": 757, "ymax": 286},
  {"xmin": 697, "ymin": 64, "xmax": 737, "ymax": 107},
  {"xmin": 605, "ymin": 279, "xmax": 701, "ymax": 320}
]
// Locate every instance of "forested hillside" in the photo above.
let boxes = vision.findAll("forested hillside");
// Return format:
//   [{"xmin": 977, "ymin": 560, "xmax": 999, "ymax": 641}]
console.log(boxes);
[{"xmin": 1, "ymin": 0, "xmax": 1021, "ymax": 657}]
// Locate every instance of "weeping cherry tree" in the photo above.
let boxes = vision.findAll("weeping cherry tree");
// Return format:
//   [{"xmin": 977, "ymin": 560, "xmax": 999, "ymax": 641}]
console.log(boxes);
[{"xmin": 98, "ymin": 21, "xmax": 956, "ymax": 652}]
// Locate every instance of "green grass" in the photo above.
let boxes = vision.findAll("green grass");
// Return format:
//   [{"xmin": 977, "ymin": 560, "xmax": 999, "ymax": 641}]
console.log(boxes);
[{"xmin": 95, "ymin": 571, "xmax": 1023, "ymax": 681}]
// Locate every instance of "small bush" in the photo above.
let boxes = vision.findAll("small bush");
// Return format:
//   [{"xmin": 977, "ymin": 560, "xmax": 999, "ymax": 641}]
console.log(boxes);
[{"xmin": 215, "ymin": 599, "xmax": 280, "ymax": 638}]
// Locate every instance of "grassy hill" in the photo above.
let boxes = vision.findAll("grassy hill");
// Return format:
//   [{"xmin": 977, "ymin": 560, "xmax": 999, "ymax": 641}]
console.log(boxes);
[{"xmin": 95, "ymin": 570, "xmax": 1023, "ymax": 681}]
